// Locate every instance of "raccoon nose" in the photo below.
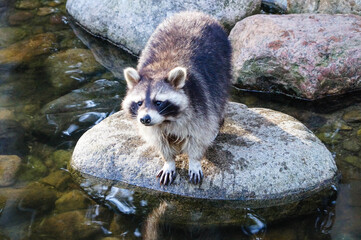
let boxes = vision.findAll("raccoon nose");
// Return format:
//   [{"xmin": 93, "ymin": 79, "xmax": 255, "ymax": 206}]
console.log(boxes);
[{"xmin": 140, "ymin": 115, "xmax": 151, "ymax": 125}]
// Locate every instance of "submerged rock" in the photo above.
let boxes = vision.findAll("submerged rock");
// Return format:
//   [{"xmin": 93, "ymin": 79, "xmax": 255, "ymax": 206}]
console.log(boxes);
[
  {"xmin": 0, "ymin": 155, "xmax": 21, "ymax": 187},
  {"xmin": 55, "ymin": 190, "xmax": 92, "ymax": 212},
  {"xmin": 71, "ymin": 102, "xmax": 338, "ymax": 223},
  {"xmin": 0, "ymin": 27, "xmax": 27, "ymax": 47},
  {"xmin": 230, "ymin": 14, "xmax": 361, "ymax": 100},
  {"xmin": 31, "ymin": 210, "xmax": 102, "ymax": 239},
  {"xmin": 15, "ymin": 0, "xmax": 41, "ymax": 10},
  {"xmin": 37, "ymin": 7, "xmax": 56, "ymax": 16},
  {"xmin": 69, "ymin": 20, "xmax": 137, "ymax": 80},
  {"xmin": 40, "ymin": 170, "xmax": 72, "ymax": 191},
  {"xmin": 0, "ymin": 120, "xmax": 27, "ymax": 156},
  {"xmin": 343, "ymin": 110, "xmax": 361, "ymax": 123},
  {"xmin": 0, "ymin": 33, "xmax": 56, "ymax": 65},
  {"xmin": 66, "ymin": 0, "xmax": 261, "ymax": 55},
  {"xmin": 8, "ymin": 10, "xmax": 34, "ymax": 25},
  {"xmin": 19, "ymin": 182, "xmax": 58, "ymax": 213},
  {"xmin": 33, "ymin": 79, "xmax": 122, "ymax": 137},
  {"xmin": 45, "ymin": 48, "xmax": 104, "ymax": 93}
]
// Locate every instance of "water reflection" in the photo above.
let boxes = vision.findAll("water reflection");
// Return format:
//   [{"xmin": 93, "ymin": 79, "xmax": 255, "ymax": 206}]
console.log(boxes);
[
  {"xmin": 105, "ymin": 187, "xmax": 136, "ymax": 215},
  {"xmin": 66, "ymin": 170, "xmax": 339, "ymax": 240},
  {"xmin": 68, "ymin": 18, "xmax": 137, "ymax": 79}
]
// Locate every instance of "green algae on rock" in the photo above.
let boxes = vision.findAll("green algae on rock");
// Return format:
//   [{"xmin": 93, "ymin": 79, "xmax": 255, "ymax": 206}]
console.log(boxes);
[
  {"xmin": 31, "ymin": 210, "xmax": 102, "ymax": 239},
  {"xmin": 0, "ymin": 33, "xmax": 56, "ymax": 65},
  {"xmin": 40, "ymin": 170, "xmax": 72, "ymax": 191},
  {"xmin": 33, "ymin": 80, "xmax": 122, "ymax": 137},
  {"xmin": 70, "ymin": 102, "xmax": 338, "ymax": 224},
  {"xmin": 18, "ymin": 182, "xmax": 58, "ymax": 213},
  {"xmin": 45, "ymin": 48, "xmax": 104, "ymax": 93},
  {"xmin": 0, "ymin": 27, "xmax": 27, "ymax": 47},
  {"xmin": 55, "ymin": 190, "xmax": 92, "ymax": 212}
]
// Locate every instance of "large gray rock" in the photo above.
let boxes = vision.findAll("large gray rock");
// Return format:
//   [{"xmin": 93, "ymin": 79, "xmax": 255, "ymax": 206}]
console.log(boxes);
[
  {"xmin": 71, "ymin": 102, "xmax": 338, "ymax": 224},
  {"xmin": 287, "ymin": 0, "xmax": 361, "ymax": 15},
  {"xmin": 66, "ymin": 0, "xmax": 261, "ymax": 55},
  {"xmin": 230, "ymin": 14, "xmax": 361, "ymax": 100}
]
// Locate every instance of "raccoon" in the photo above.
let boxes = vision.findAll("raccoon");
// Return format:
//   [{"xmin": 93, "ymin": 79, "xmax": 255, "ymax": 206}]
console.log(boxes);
[{"xmin": 121, "ymin": 11, "xmax": 231, "ymax": 185}]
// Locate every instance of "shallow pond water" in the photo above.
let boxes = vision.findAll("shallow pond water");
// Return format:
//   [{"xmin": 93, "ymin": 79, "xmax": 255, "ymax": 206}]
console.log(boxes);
[{"xmin": 0, "ymin": 0, "xmax": 360, "ymax": 239}]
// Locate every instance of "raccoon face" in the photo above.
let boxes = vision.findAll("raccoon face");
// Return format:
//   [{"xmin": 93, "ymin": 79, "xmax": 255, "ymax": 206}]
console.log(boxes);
[{"xmin": 122, "ymin": 67, "xmax": 189, "ymax": 126}]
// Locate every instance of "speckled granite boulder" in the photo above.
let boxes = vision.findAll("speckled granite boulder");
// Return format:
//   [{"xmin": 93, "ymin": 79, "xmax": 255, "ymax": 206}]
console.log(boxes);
[
  {"xmin": 230, "ymin": 14, "xmax": 361, "ymax": 100},
  {"xmin": 287, "ymin": 0, "xmax": 361, "ymax": 15},
  {"xmin": 66, "ymin": 0, "xmax": 261, "ymax": 55},
  {"xmin": 71, "ymin": 102, "xmax": 338, "ymax": 216}
]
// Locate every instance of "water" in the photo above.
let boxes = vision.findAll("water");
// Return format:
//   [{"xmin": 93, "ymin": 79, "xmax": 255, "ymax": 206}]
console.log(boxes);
[{"xmin": 0, "ymin": 0, "xmax": 360, "ymax": 239}]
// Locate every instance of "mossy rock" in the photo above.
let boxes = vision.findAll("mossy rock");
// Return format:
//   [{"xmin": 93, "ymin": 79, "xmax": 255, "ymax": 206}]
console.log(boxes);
[
  {"xmin": 55, "ymin": 190, "xmax": 92, "ymax": 212},
  {"xmin": 52, "ymin": 150, "xmax": 72, "ymax": 169},
  {"xmin": 31, "ymin": 210, "xmax": 102, "ymax": 239},
  {"xmin": 18, "ymin": 155, "xmax": 48, "ymax": 181},
  {"xmin": 40, "ymin": 170, "xmax": 72, "ymax": 191},
  {"xmin": 18, "ymin": 182, "xmax": 57, "ymax": 213}
]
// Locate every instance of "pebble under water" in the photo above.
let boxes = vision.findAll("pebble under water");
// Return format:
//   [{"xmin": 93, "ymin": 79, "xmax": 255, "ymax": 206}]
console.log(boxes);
[{"xmin": 0, "ymin": 0, "xmax": 360, "ymax": 239}]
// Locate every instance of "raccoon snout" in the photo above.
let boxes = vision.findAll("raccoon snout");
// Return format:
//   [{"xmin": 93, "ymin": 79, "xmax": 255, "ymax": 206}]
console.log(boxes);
[{"xmin": 140, "ymin": 114, "xmax": 152, "ymax": 125}]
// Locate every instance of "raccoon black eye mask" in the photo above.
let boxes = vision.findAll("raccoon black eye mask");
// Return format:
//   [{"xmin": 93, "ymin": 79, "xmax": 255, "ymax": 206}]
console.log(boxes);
[{"xmin": 121, "ymin": 11, "xmax": 231, "ymax": 185}]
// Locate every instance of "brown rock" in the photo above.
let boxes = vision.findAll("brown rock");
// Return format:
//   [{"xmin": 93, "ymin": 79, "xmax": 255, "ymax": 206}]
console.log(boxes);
[
  {"xmin": 8, "ymin": 11, "xmax": 34, "ymax": 25},
  {"xmin": 37, "ymin": 7, "xmax": 55, "ymax": 16},
  {"xmin": 343, "ymin": 110, "xmax": 361, "ymax": 123},
  {"xmin": 0, "ymin": 155, "xmax": 21, "ymax": 187},
  {"xmin": 19, "ymin": 182, "xmax": 58, "ymax": 213},
  {"xmin": 32, "ymin": 211, "xmax": 102, "ymax": 239},
  {"xmin": 55, "ymin": 190, "xmax": 91, "ymax": 212},
  {"xmin": 230, "ymin": 14, "xmax": 361, "ymax": 100},
  {"xmin": 0, "ymin": 33, "xmax": 56, "ymax": 65},
  {"xmin": 15, "ymin": 0, "xmax": 41, "ymax": 10},
  {"xmin": 40, "ymin": 170, "xmax": 72, "ymax": 191}
]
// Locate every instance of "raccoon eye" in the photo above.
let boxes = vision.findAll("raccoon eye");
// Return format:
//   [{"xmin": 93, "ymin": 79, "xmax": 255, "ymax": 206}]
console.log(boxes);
[
  {"xmin": 137, "ymin": 101, "xmax": 143, "ymax": 106},
  {"xmin": 155, "ymin": 101, "xmax": 162, "ymax": 106}
]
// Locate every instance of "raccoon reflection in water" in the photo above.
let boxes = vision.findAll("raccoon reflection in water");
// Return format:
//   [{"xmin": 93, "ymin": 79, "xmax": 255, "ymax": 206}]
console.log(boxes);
[{"xmin": 121, "ymin": 11, "xmax": 232, "ymax": 185}]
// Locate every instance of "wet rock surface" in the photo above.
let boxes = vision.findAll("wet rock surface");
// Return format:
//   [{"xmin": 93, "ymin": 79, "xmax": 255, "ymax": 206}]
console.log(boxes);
[
  {"xmin": 31, "ymin": 210, "xmax": 102, "ymax": 239},
  {"xmin": 45, "ymin": 48, "xmax": 104, "ymax": 93},
  {"xmin": 66, "ymin": 0, "xmax": 261, "ymax": 55},
  {"xmin": 71, "ymin": 102, "xmax": 338, "ymax": 217},
  {"xmin": 230, "ymin": 14, "xmax": 361, "ymax": 100},
  {"xmin": 0, "ymin": 27, "xmax": 26, "ymax": 47},
  {"xmin": 0, "ymin": 155, "xmax": 21, "ymax": 187},
  {"xmin": 0, "ymin": 32, "xmax": 56, "ymax": 65},
  {"xmin": 69, "ymin": 20, "xmax": 137, "ymax": 79},
  {"xmin": 33, "ymin": 79, "xmax": 122, "ymax": 137},
  {"xmin": 0, "ymin": 119, "xmax": 26, "ymax": 156}
]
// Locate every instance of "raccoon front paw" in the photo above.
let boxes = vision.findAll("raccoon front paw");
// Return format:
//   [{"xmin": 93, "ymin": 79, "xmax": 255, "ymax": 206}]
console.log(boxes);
[
  {"xmin": 156, "ymin": 162, "xmax": 176, "ymax": 185},
  {"xmin": 188, "ymin": 161, "xmax": 204, "ymax": 184}
]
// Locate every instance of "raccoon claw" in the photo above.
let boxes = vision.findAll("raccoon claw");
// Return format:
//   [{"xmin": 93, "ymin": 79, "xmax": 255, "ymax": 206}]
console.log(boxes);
[
  {"xmin": 157, "ymin": 169, "xmax": 176, "ymax": 185},
  {"xmin": 188, "ymin": 169, "xmax": 203, "ymax": 184}
]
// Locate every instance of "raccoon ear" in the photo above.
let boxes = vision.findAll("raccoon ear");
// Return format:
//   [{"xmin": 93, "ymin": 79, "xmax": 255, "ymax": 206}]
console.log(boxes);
[
  {"xmin": 124, "ymin": 67, "xmax": 140, "ymax": 89},
  {"xmin": 168, "ymin": 67, "xmax": 187, "ymax": 89}
]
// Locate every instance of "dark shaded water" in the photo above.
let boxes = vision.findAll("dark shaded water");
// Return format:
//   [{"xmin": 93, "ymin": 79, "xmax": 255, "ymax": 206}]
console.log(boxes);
[{"xmin": 0, "ymin": 0, "xmax": 360, "ymax": 239}]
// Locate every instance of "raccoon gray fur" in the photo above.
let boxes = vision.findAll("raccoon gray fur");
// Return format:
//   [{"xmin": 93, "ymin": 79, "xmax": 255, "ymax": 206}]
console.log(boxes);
[{"xmin": 121, "ymin": 11, "xmax": 231, "ymax": 185}]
